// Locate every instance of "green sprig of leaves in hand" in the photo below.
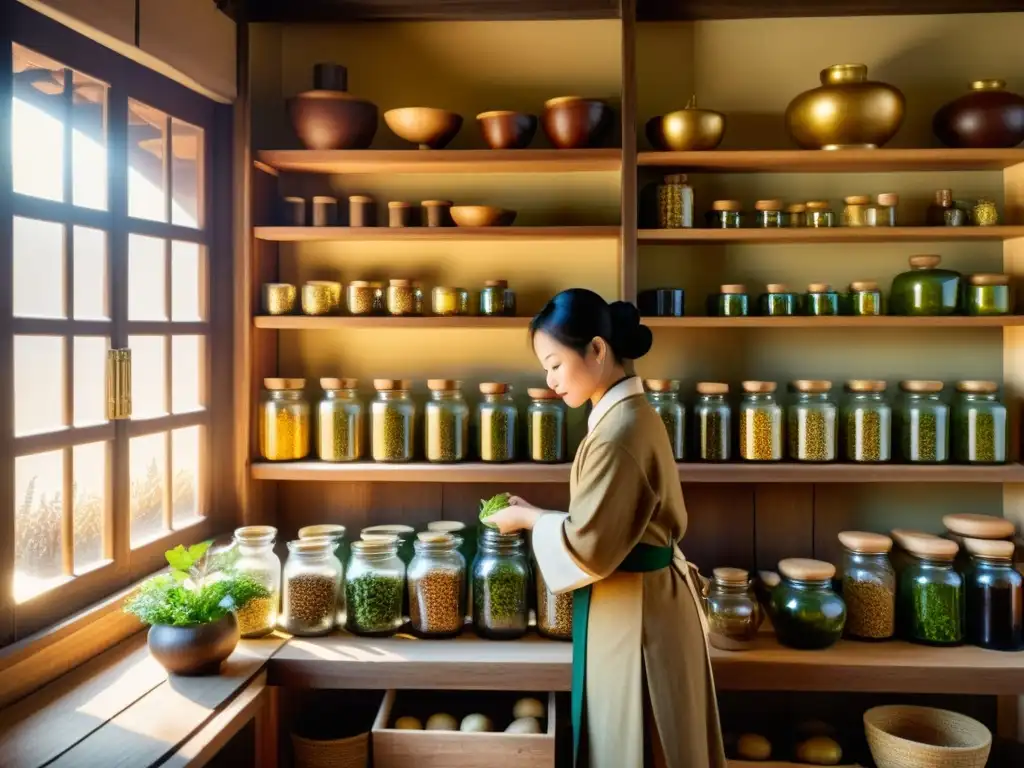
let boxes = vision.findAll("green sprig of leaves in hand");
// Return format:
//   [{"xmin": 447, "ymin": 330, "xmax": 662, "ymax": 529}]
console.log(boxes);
[
  {"xmin": 124, "ymin": 540, "xmax": 269, "ymax": 627},
  {"xmin": 479, "ymin": 492, "xmax": 511, "ymax": 528}
]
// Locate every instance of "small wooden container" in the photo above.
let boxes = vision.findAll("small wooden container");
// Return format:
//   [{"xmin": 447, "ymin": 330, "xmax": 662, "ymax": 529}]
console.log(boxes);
[
  {"xmin": 283, "ymin": 196, "xmax": 306, "ymax": 226},
  {"xmin": 389, "ymin": 201, "xmax": 414, "ymax": 228},
  {"xmin": 311, "ymin": 196, "xmax": 338, "ymax": 227},
  {"xmin": 262, "ymin": 283, "xmax": 297, "ymax": 315},
  {"xmin": 349, "ymin": 195, "xmax": 376, "ymax": 227},
  {"xmin": 422, "ymin": 200, "xmax": 453, "ymax": 227}
]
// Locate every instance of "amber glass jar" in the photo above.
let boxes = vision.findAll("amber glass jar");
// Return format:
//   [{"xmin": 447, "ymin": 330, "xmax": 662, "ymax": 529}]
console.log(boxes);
[
  {"xmin": 927, "ymin": 188, "xmax": 967, "ymax": 226},
  {"xmin": 317, "ymin": 378, "xmax": 365, "ymax": 462},
  {"xmin": 259, "ymin": 378, "xmax": 310, "ymax": 461}
]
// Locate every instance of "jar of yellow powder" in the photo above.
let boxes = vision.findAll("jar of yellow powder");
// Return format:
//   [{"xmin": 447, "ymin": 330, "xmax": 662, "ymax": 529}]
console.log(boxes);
[{"xmin": 259, "ymin": 378, "xmax": 311, "ymax": 461}]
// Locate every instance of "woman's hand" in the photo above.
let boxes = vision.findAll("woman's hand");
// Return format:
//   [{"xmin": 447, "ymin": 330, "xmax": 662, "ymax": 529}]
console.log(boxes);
[
  {"xmin": 487, "ymin": 504, "xmax": 543, "ymax": 534},
  {"xmin": 508, "ymin": 495, "xmax": 538, "ymax": 510}
]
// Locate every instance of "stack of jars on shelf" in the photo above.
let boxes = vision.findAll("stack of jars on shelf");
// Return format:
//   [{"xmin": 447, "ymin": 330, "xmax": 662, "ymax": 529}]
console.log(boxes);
[
  {"xmin": 640, "ymin": 377, "xmax": 1007, "ymax": 465},
  {"xmin": 258, "ymin": 378, "xmax": 570, "ymax": 464}
]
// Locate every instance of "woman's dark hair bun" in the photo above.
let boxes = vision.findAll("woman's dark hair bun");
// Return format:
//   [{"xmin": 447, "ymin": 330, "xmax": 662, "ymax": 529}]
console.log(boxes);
[
  {"xmin": 529, "ymin": 288, "xmax": 652, "ymax": 363},
  {"xmin": 608, "ymin": 301, "xmax": 653, "ymax": 360}
]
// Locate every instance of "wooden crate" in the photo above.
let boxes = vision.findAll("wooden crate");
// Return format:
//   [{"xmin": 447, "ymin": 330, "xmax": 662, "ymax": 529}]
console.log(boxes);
[{"xmin": 372, "ymin": 690, "xmax": 556, "ymax": 768}]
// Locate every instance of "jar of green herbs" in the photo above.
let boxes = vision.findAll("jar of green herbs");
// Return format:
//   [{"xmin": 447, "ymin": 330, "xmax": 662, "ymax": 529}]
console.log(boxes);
[
  {"xmin": 754, "ymin": 199, "xmax": 784, "ymax": 228},
  {"xmin": 707, "ymin": 284, "xmax": 750, "ymax": 317},
  {"xmin": 805, "ymin": 201, "xmax": 836, "ymax": 228},
  {"xmin": 898, "ymin": 380, "xmax": 949, "ymax": 463},
  {"xmin": 843, "ymin": 380, "xmax": 891, "ymax": 463},
  {"xmin": 964, "ymin": 273, "xmax": 1012, "ymax": 316},
  {"xmin": 478, "ymin": 382, "xmax": 517, "ymax": 462},
  {"xmin": 345, "ymin": 538, "xmax": 406, "ymax": 637},
  {"xmin": 805, "ymin": 283, "xmax": 839, "ymax": 316},
  {"xmin": 953, "ymin": 381, "xmax": 1007, "ymax": 464},
  {"xmin": 527, "ymin": 388, "xmax": 567, "ymax": 463},
  {"xmin": 645, "ymin": 379, "xmax": 685, "ymax": 460},
  {"xmin": 788, "ymin": 380, "xmax": 837, "ymax": 462},
  {"xmin": 705, "ymin": 199, "xmax": 743, "ymax": 228},
  {"xmin": 694, "ymin": 382, "xmax": 731, "ymax": 461},
  {"xmin": 479, "ymin": 280, "xmax": 516, "ymax": 317},
  {"xmin": 317, "ymin": 378, "xmax": 365, "ymax": 462},
  {"xmin": 472, "ymin": 528, "xmax": 530, "ymax": 639},
  {"xmin": 847, "ymin": 281, "xmax": 883, "ymax": 316},
  {"xmin": 759, "ymin": 284, "xmax": 800, "ymax": 316},
  {"xmin": 771, "ymin": 558, "xmax": 846, "ymax": 649},
  {"xmin": 371, "ymin": 379, "xmax": 415, "ymax": 462},
  {"xmin": 838, "ymin": 531, "xmax": 895, "ymax": 641},
  {"xmin": 900, "ymin": 537, "xmax": 963, "ymax": 646},
  {"xmin": 425, "ymin": 379, "xmax": 469, "ymax": 463}
]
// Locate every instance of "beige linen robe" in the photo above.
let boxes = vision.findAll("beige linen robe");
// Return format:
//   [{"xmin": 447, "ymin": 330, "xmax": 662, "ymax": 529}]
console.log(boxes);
[{"xmin": 532, "ymin": 377, "xmax": 726, "ymax": 768}]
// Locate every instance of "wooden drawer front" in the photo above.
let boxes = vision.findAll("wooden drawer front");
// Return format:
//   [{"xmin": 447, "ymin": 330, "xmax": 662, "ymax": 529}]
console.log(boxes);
[{"xmin": 372, "ymin": 690, "xmax": 556, "ymax": 768}]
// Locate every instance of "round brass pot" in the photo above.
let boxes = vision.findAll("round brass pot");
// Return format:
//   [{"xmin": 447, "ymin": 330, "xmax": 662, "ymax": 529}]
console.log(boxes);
[
  {"xmin": 646, "ymin": 98, "xmax": 725, "ymax": 151},
  {"xmin": 148, "ymin": 613, "xmax": 240, "ymax": 676},
  {"xmin": 933, "ymin": 80, "xmax": 1024, "ymax": 149},
  {"xmin": 785, "ymin": 64, "xmax": 905, "ymax": 150},
  {"xmin": 541, "ymin": 96, "xmax": 613, "ymax": 149},
  {"xmin": 288, "ymin": 90, "xmax": 378, "ymax": 150}
]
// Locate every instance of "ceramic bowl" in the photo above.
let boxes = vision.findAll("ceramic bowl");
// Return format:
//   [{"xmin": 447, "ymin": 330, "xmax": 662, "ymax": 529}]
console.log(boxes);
[
  {"xmin": 384, "ymin": 107, "xmax": 463, "ymax": 149},
  {"xmin": 147, "ymin": 613, "xmax": 240, "ymax": 676},
  {"xmin": 476, "ymin": 110, "xmax": 538, "ymax": 149},
  {"xmin": 450, "ymin": 206, "xmax": 516, "ymax": 227},
  {"xmin": 645, "ymin": 108, "xmax": 725, "ymax": 151},
  {"xmin": 541, "ymin": 96, "xmax": 613, "ymax": 149},
  {"xmin": 287, "ymin": 90, "xmax": 378, "ymax": 150}
]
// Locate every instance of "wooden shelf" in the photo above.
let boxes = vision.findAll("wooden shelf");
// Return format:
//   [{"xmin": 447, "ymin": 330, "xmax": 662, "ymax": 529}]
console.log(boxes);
[
  {"xmin": 253, "ymin": 316, "xmax": 529, "ymax": 330},
  {"xmin": 251, "ymin": 461, "xmax": 1024, "ymax": 484},
  {"xmin": 638, "ymin": 148, "xmax": 1024, "ymax": 173},
  {"xmin": 266, "ymin": 631, "xmax": 1024, "ymax": 696},
  {"xmin": 255, "ymin": 226, "xmax": 620, "ymax": 242},
  {"xmin": 644, "ymin": 316, "xmax": 1024, "ymax": 328},
  {"xmin": 257, "ymin": 148, "xmax": 622, "ymax": 174},
  {"xmin": 639, "ymin": 226, "xmax": 1024, "ymax": 244}
]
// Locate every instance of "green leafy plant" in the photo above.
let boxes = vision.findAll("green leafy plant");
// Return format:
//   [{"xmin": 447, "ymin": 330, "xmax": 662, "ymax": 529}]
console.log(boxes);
[
  {"xmin": 124, "ymin": 540, "xmax": 269, "ymax": 627},
  {"xmin": 479, "ymin": 492, "xmax": 511, "ymax": 528}
]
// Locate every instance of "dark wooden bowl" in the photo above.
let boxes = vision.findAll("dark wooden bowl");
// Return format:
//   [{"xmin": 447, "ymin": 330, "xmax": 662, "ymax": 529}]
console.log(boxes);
[
  {"xmin": 476, "ymin": 111, "xmax": 538, "ymax": 150},
  {"xmin": 541, "ymin": 96, "xmax": 613, "ymax": 149},
  {"xmin": 384, "ymin": 107, "xmax": 463, "ymax": 149},
  {"xmin": 288, "ymin": 90, "xmax": 378, "ymax": 150},
  {"xmin": 148, "ymin": 613, "xmax": 240, "ymax": 676}
]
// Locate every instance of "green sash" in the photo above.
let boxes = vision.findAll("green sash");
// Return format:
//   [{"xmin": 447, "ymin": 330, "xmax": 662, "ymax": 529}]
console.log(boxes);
[{"xmin": 571, "ymin": 543, "xmax": 674, "ymax": 766}]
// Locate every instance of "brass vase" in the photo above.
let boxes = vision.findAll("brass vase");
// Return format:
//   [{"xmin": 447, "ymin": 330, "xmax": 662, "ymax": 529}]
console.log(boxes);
[
  {"xmin": 785, "ymin": 64, "xmax": 905, "ymax": 150},
  {"xmin": 645, "ymin": 95, "xmax": 725, "ymax": 151}
]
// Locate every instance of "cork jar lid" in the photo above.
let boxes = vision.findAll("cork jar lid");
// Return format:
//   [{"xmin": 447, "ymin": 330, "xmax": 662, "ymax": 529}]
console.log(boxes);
[
  {"xmin": 427, "ymin": 379, "xmax": 461, "ymax": 391},
  {"xmin": 838, "ymin": 530, "xmax": 893, "ymax": 555},
  {"xmin": 846, "ymin": 379, "xmax": 887, "ymax": 393},
  {"xmin": 766, "ymin": 283, "xmax": 791, "ymax": 294},
  {"xmin": 389, "ymin": 278, "xmax": 413, "ymax": 287},
  {"xmin": 480, "ymin": 382, "xmax": 510, "ymax": 395},
  {"xmin": 305, "ymin": 280, "xmax": 341, "ymax": 288},
  {"xmin": 373, "ymin": 378, "xmax": 412, "ymax": 391},
  {"xmin": 955, "ymin": 380, "xmax": 998, "ymax": 394},
  {"xmin": 904, "ymin": 536, "xmax": 959, "ymax": 561},
  {"xmin": 899, "ymin": 380, "xmax": 944, "ymax": 393},
  {"xmin": 844, "ymin": 195, "xmax": 871, "ymax": 205},
  {"xmin": 644, "ymin": 379, "xmax": 680, "ymax": 393},
  {"xmin": 876, "ymin": 193, "xmax": 899, "ymax": 206},
  {"xmin": 696, "ymin": 382, "xmax": 729, "ymax": 395},
  {"xmin": 312, "ymin": 195, "xmax": 338, "ymax": 204},
  {"xmin": 426, "ymin": 520, "xmax": 466, "ymax": 533},
  {"xmin": 754, "ymin": 199, "xmax": 783, "ymax": 211},
  {"xmin": 352, "ymin": 538, "xmax": 396, "ymax": 553},
  {"xmin": 421, "ymin": 199, "xmax": 453, "ymax": 207},
  {"xmin": 528, "ymin": 387, "xmax": 560, "ymax": 399},
  {"xmin": 283, "ymin": 196, "xmax": 305, "ymax": 203},
  {"xmin": 416, "ymin": 531, "xmax": 454, "ymax": 544},
  {"xmin": 713, "ymin": 567, "xmax": 750, "ymax": 585},
  {"xmin": 264, "ymin": 377, "xmax": 306, "ymax": 390},
  {"xmin": 908, "ymin": 255, "xmax": 941, "ymax": 269},
  {"xmin": 298, "ymin": 524, "xmax": 346, "ymax": 540},
  {"xmin": 778, "ymin": 558, "xmax": 835, "ymax": 582},
  {"xmin": 663, "ymin": 173, "xmax": 688, "ymax": 184},
  {"xmin": 942, "ymin": 512, "xmax": 1015, "ymax": 539},
  {"xmin": 363, "ymin": 524, "xmax": 415, "ymax": 537},
  {"xmin": 320, "ymin": 377, "xmax": 358, "ymax": 390},
  {"xmin": 348, "ymin": 280, "xmax": 372, "ymax": 288},
  {"xmin": 388, "ymin": 201, "xmax": 412, "ymax": 208},
  {"xmin": 758, "ymin": 570, "xmax": 781, "ymax": 588},
  {"xmin": 785, "ymin": 203, "xmax": 807, "ymax": 213},
  {"xmin": 742, "ymin": 381, "xmax": 777, "ymax": 393},
  {"xmin": 805, "ymin": 200, "xmax": 830, "ymax": 210},
  {"xmin": 792, "ymin": 379, "xmax": 832, "ymax": 393},
  {"xmin": 265, "ymin": 282, "xmax": 295, "ymax": 289},
  {"xmin": 348, "ymin": 195, "xmax": 374, "ymax": 203},
  {"xmin": 850, "ymin": 280, "xmax": 879, "ymax": 292},
  {"xmin": 968, "ymin": 273, "xmax": 1010, "ymax": 286},
  {"xmin": 890, "ymin": 529, "xmax": 942, "ymax": 550},
  {"xmin": 288, "ymin": 538, "xmax": 336, "ymax": 554},
  {"xmin": 720, "ymin": 284, "xmax": 747, "ymax": 294},
  {"xmin": 807, "ymin": 282, "xmax": 832, "ymax": 293},
  {"xmin": 962, "ymin": 537, "xmax": 1015, "ymax": 560},
  {"xmin": 711, "ymin": 199, "xmax": 742, "ymax": 212},
  {"xmin": 485, "ymin": 279, "xmax": 509, "ymax": 288}
]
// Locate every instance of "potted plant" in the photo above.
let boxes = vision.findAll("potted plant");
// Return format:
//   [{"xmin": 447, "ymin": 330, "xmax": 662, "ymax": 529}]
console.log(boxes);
[{"xmin": 125, "ymin": 540, "xmax": 271, "ymax": 676}]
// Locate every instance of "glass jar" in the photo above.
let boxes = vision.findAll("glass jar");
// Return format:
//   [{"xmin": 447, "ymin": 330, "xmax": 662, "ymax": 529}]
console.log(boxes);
[
  {"xmin": 301, "ymin": 280, "xmax": 342, "ymax": 316},
  {"xmin": 535, "ymin": 560, "xmax": 573, "ymax": 640},
  {"xmin": 964, "ymin": 540, "xmax": 1023, "ymax": 651},
  {"xmin": 943, "ymin": 513, "xmax": 1016, "ymax": 579},
  {"xmin": 645, "ymin": 379, "xmax": 685, "ymax": 461},
  {"xmin": 259, "ymin": 378, "xmax": 310, "ymax": 461},
  {"xmin": 839, "ymin": 531, "xmax": 896, "ymax": 641},
  {"xmin": 805, "ymin": 201, "xmax": 836, "ymax": 228},
  {"xmin": 899, "ymin": 380, "xmax": 949, "ymax": 464},
  {"xmin": 371, "ymin": 379, "xmax": 415, "ymax": 462},
  {"xmin": 346, "ymin": 280, "xmax": 378, "ymax": 316},
  {"xmin": 843, "ymin": 380, "xmax": 891, "ymax": 463},
  {"xmin": 972, "ymin": 198, "xmax": 1000, "ymax": 227},
  {"xmin": 788, "ymin": 380, "xmax": 838, "ymax": 462},
  {"xmin": 282, "ymin": 538, "xmax": 343, "ymax": 637},
  {"xmin": 345, "ymin": 539, "xmax": 406, "ymax": 637},
  {"xmin": 232, "ymin": 526, "xmax": 281, "ymax": 638},
  {"xmin": 847, "ymin": 281, "xmax": 882, "ymax": 316},
  {"xmin": 432, "ymin": 286, "xmax": 471, "ymax": 317},
  {"xmin": 361, "ymin": 524, "xmax": 416, "ymax": 566},
  {"xmin": 705, "ymin": 199, "xmax": 743, "ymax": 229},
  {"xmin": 478, "ymin": 383, "xmax": 517, "ymax": 462},
  {"xmin": 427, "ymin": 520, "xmax": 474, "ymax": 604},
  {"xmin": 868, "ymin": 193, "xmax": 899, "ymax": 227},
  {"xmin": 805, "ymin": 283, "xmax": 839, "ymax": 316},
  {"xmin": 759, "ymin": 284, "xmax": 799, "ymax": 316},
  {"xmin": 927, "ymin": 188, "xmax": 967, "ymax": 227},
  {"xmin": 739, "ymin": 381, "xmax": 783, "ymax": 461},
  {"xmin": 708, "ymin": 284, "xmax": 750, "ymax": 317},
  {"xmin": 527, "ymin": 388, "xmax": 567, "ymax": 463},
  {"xmin": 889, "ymin": 255, "xmax": 962, "ymax": 316},
  {"xmin": 842, "ymin": 195, "xmax": 870, "ymax": 227},
  {"xmin": 754, "ymin": 199, "xmax": 784, "ymax": 228},
  {"xmin": 425, "ymin": 379, "xmax": 470, "ymax": 463},
  {"xmin": 386, "ymin": 279, "xmax": 424, "ymax": 316},
  {"xmin": 297, "ymin": 523, "xmax": 347, "ymax": 625},
  {"xmin": 408, "ymin": 532, "xmax": 466, "ymax": 638},
  {"xmin": 771, "ymin": 558, "xmax": 846, "ymax": 649},
  {"xmin": 785, "ymin": 203, "xmax": 806, "ymax": 228},
  {"xmin": 953, "ymin": 381, "xmax": 1007, "ymax": 464},
  {"xmin": 705, "ymin": 567, "xmax": 763, "ymax": 651},
  {"xmin": 479, "ymin": 280, "xmax": 516, "ymax": 317},
  {"xmin": 656, "ymin": 174, "xmax": 694, "ymax": 228},
  {"xmin": 965, "ymin": 273, "xmax": 1011, "ymax": 316},
  {"xmin": 694, "ymin": 382, "xmax": 731, "ymax": 461},
  {"xmin": 900, "ymin": 539, "xmax": 963, "ymax": 646},
  {"xmin": 317, "ymin": 378, "xmax": 365, "ymax": 462},
  {"xmin": 472, "ymin": 528, "xmax": 530, "ymax": 639}
]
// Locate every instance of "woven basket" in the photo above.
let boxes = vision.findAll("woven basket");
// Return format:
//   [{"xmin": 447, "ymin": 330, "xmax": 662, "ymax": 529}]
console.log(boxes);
[
  {"xmin": 864, "ymin": 705, "xmax": 991, "ymax": 768},
  {"xmin": 291, "ymin": 731, "xmax": 369, "ymax": 768}
]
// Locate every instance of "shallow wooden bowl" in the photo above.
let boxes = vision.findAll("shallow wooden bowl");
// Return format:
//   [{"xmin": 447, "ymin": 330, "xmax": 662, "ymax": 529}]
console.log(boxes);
[
  {"xmin": 476, "ymin": 110, "xmax": 538, "ymax": 149},
  {"xmin": 384, "ymin": 107, "xmax": 463, "ymax": 149},
  {"xmin": 450, "ymin": 206, "xmax": 516, "ymax": 227}
]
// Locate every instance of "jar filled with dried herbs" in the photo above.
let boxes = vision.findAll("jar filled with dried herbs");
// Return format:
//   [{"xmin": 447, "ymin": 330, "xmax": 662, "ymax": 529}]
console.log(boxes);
[
  {"xmin": 259, "ymin": 378, "xmax": 310, "ymax": 461},
  {"xmin": 838, "ymin": 531, "xmax": 895, "ymax": 641},
  {"xmin": 371, "ymin": 379, "xmax": 415, "ymax": 462},
  {"xmin": 707, "ymin": 284, "xmax": 750, "ymax": 317},
  {"xmin": 432, "ymin": 287, "xmax": 471, "ymax": 317},
  {"xmin": 964, "ymin": 273, "xmax": 1012, "ymax": 316},
  {"xmin": 317, "ymin": 378, "xmax": 365, "ymax": 462},
  {"xmin": 694, "ymin": 382, "xmax": 731, "ymax": 461},
  {"xmin": 963, "ymin": 538, "xmax": 1023, "ymax": 651},
  {"xmin": 233, "ymin": 526, "xmax": 281, "ymax": 638},
  {"xmin": 478, "ymin": 382, "xmax": 517, "ymax": 462},
  {"xmin": 705, "ymin": 567, "xmax": 763, "ymax": 651},
  {"xmin": 843, "ymin": 380, "xmax": 891, "ymax": 463},
  {"xmin": 739, "ymin": 381, "xmax": 783, "ymax": 462},
  {"xmin": 527, "ymin": 388, "xmax": 567, "ymax": 463},
  {"xmin": 705, "ymin": 199, "xmax": 743, "ymax": 229},
  {"xmin": 282, "ymin": 538, "xmax": 343, "ymax": 637},
  {"xmin": 953, "ymin": 381, "xmax": 1007, "ymax": 464},
  {"xmin": 479, "ymin": 280, "xmax": 517, "ymax": 317},
  {"xmin": 842, "ymin": 195, "xmax": 871, "ymax": 227},
  {"xmin": 645, "ymin": 379, "xmax": 685, "ymax": 460},
  {"xmin": 848, "ymin": 281, "xmax": 883, "ymax": 316},
  {"xmin": 386, "ymin": 279, "xmax": 424, "ymax": 316},
  {"xmin": 900, "ymin": 537, "xmax": 963, "ymax": 646},
  {"xmin": 754, "ymin": 199, "xmax": 784, "ymax": 228},
  {"xmin": 805, "ymin": 201, "xmax": 836, "ymax": 228},
  {"xmin": 345, "ymin": 539, "xmax": 406, "ymax": 637},
  {"xmin": 898, "ymin": 380, "xmax": 949, "ymax": 463},
  {"xmin": 868, "ymin": 193, "xmax": 899, "ymax": 227},
  {"xmin": 425, "ymin": 379, "xmax": 469, "ymax": 463},
  {"xmin": 805, "ymin": 283, "xmax": 839, "ymax": 316},
  {"xmin": 771, "ymin": 558, "xmax": 846, "ymax": 650},
  {"xmin": 656, "ymin": 174, "xmax": 694, "ymax": 228},
  {"xmin": 408, "ymin": 532, "xmax": 466, "ymax": 638},
  {"xmin": 472, "ymin": 528, "xmax": 530, "ymax": 639},
  {"xmin": 788, "ymin": 380, "xmax": 837, "ymax": 462},
  {"xmin": 784, "ymin": 203, "xmax": 806, "ymax": 228},
  {"xmin": 298, "ymin": 524, "xmax": 347, "ymax": 625},
  {"xmin": 758, "ymin": 284, "xmax": 800, "ymax": 317},
  {"xmin": 346, "ymin": 281, "xmax": 379, "ymax": 316},
  {"xmin": 535, "ymin": 559, "xmax": 572, "ymax": 640}
]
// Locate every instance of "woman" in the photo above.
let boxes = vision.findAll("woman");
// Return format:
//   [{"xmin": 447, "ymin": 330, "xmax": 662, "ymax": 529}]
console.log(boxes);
[{"xmin": 489, "ymin": 289, "xmax": 725, "ymax": 768}]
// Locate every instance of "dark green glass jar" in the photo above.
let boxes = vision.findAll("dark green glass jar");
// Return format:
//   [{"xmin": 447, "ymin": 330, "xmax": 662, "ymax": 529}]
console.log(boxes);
[
  {"xmin": 898, "ymin": 380, "xmax": 949, "ymax": 464},
  {"xmin": 759, "ymin": 284, "xmax": 799, "ymax": 316},
  {"xmin": 754, "ymin": 199, "xmax": 784, "ymax": 228},
  {"xmin": 899, "ymin": 540, "xmax": 963, "ymax": 647},
  {"xmin": 705, "ymin": 200, "xmax": 743, "ymax": 229},
  {"xmin": 771, "ymin": 558, "xmax": 846, "ymax": 650},
  {"xmin": 889, "ymin": 255, "xmax": 961, "ymax": 316},
  {"xmin": 965, "ymin": 543, "xmax": 1023, "ymax": 651},
  {"xmin": 707, "ymin": 284, "xmax": 750, "ymax": 317},
  {"xmin": 848, "ymin": 281, "xmax": 883, "ymax": 316},
  {"xmin": 953, "ymin": 381, "xmax": 1007, "ymax": 464},
  {"xmin": 964, "ymin": 273, "xmax": 1011, "ymax": 316},
  {"xmin": 805, "ymin": 283, "xmax": 840, "ymax": 316}
]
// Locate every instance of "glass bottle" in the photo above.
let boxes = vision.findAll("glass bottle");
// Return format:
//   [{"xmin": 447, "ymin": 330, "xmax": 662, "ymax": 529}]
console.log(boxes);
[
  {"xmin": 842, "ymin": 195, "xmax": 870, "ymax": 227},
  {"xmin": 900, "ymin": 539, "xmax": 963, "ymax": 646},
  {"xmin": 708, "ymin": 284, "xmax": 750, "ymax": 317},
  {"xmin": 527, "ymin": 388, "xmax": 567, "ymax": 463},
  {"xmin": 472, "ymin": 528, "xmax": 530, "ymax": 639},
  {"xmin": 771, "ymin": 558, "xmax": 846, "ymax": 650},
  {"xmin": 694, "ymin": 382, "xmax": 731, "ymax": 461},
  {"xmin": 889, "ymin": 255, "xmax": 961, "ymax": 316},
  {"xmin": 282, "ymin": 538, "xmax": 343, "ymax": 637},
  {"xmin": 345, "ymin": 539, "xmax": 406, "ymax": 637},
  {"xmin": 385, "ymin": 279, "xmax": 424, "ymax": 316},
  {"xmin": 788, "ymin": 380, "xmax": 837, "ymax": 462},
  {"xmin": 297, "ymin": 523, "xmax": 347, "ymax": 625},
  {"xmin": 964, "ymin": 539, "xmax": 1023, "ymax": 651},
  {"xmin": 259, "ymin": 378, "xmax": 310, "ymax": 461},
  {"xmin": 754, "ymin": 199, "xmax": 784, "ymax": 228},
  {"xmin": 843, "ymin": 380, "xmax": 891, "ymax": 463},
  {"xmin": 705, "ymin": 567, "xmax": 763, "ymax": 651},
  {"xmin": 317, "ymin": 378, "xmax": 365, "ymax": 462},
  {"xmin": 805, "ymin": 201, "xmax": 836, "ymax": 228},
  {"xmin": 705, "ymin": 199, "xmax": 743, "ymax": 229},
  {"xmin": 964, "ymin": 273, "xmax": 1012, "ymax": 316},
  {"xmin": 953, "ymin": 380, "xmax": 1007, "ymax": 464},
  {"xmin": 425, "ymin": 379, "xmax": 470, "ymax": 463},
  {"xmin": 847, "ymin": 281, "xmax": 883, "ymax": 316},
  {"xmin": 645, "ymin": 379, "xmax": 685, "ymax": 460},
  {"xmin": 656, "ymin": 174, "xmax": 694, "ymax": 228},
  {"xmin": 371, "ymin": 379, "xmax": 415, "ymax": 462},
  {"xmin": 898, "ymin": 380, "xmax": 949, "ymax": 464},
  {"xmin": 785, "ymin": 203, "xmax": 807, "ymax": 228},
  {"xmin": 408, "ymin": 532, "xmax": 466, "ymax": 639},
  {"xmin": 805, "ymin": 283, "xmax": 839, "ymax": 316},
  {"xmin": 927, "ymin": 188, "xmax": 967, "ymax": 227},
  {"xmin": 478, "ymin": 382, "xmax": 517, "ymax": 462},
  {"xmin": 868, "ymin": 193, "xmax": 899, "ymax": 227},
  {"xmin": 232, "ymin": 526, "xmax": 281, "ymax": 638},
  {"xmin": 839, "ymin": 531, "xmax": 896, "ymax": 641},
  {"xmin": 739, "ymin": 381, "xmax": 783, "ymax": 462},
  {"xmin": 535, "ymin": 560, "xmax": 573, "ymax": 640},
  {"xmin": 479, "ymin": 280, "xmax": 517, "ymax": 317},
  {"xmin": 759, "ymin": 284, "xmax": 800, "ymax": 316}
]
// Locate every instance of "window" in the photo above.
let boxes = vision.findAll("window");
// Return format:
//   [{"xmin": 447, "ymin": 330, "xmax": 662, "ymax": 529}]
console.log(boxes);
[{"xmin": 1, "ymin": 4, "xmax": 230, "ymax": 643}]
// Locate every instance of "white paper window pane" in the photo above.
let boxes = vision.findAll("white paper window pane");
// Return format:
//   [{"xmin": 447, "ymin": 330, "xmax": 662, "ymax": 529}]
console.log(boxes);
[
  {"xmin": 171, "ymin": 241, "xmax": 204, "ymax": 321},
  {"xmin": 73, "ymin": 441, "xmax": 108, "ymax": 572},
  {"xmin": 74, "ymin": 337, "xmax": 109, "ymax": 427},
  {"xmin": 13, "ymin": 217, "xmax": 65, "ymax": 319},
  {"xmin": 73, "ymin": 227, "xmax": 109, "ymax": 320},
  {"xmin": 14, "ymin": 450, "xmax": 65, "ymax": 602},
  {"xmin": 128, "ymin": 234, "xmax": 166, "ymax": 321},
  {"xmin": 14, "ymin": 336, "xmax": 65, "ymax": 437},
  {"xmin": 172, "ymin": 426, "xmax": 202, "ymax": 527},
  {"xmin": 130, "ymin": 432, "xmax": 167, "ymax": 547},
  {"xmin": 127, "ymin": 335, "xmax": 167, "ymax": 419},
  {"xmin": 172, "ymin": 335, "xmax": 203, "ymax": 414}
]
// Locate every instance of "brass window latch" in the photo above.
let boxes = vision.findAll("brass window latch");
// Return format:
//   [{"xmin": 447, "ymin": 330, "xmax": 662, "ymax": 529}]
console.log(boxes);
[{"xmin": 106, "ymin": 348, "xmax": 132, "ymax": 420}]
